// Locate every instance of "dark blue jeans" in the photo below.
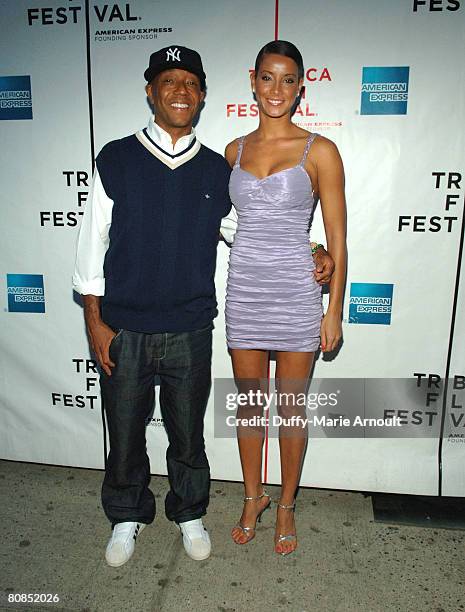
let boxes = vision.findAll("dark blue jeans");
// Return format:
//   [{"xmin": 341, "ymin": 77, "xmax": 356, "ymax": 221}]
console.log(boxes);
[{"xmin": 100, "ymin": 324, "xmax": 212, "ymax": 526}]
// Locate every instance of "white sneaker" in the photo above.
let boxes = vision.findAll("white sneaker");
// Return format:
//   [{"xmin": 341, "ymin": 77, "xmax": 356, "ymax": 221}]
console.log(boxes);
[
  {"xmin": 178, "ymin": 518, "xmax": 211, "ymax": 560},
  {"xmin": 105, "ymin": 521, "xmax": 146, "ymax": 567}
]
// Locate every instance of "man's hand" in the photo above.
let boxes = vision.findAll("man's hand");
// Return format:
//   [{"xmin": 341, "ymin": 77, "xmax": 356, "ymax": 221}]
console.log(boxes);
[
  {"xmin": 83, "ymin": 295, "xmax": 116, "ymax": 376},
  {"xmin": 312, "ymin": 246, "xmax": 335, "ymax": 285},
  {"xmin": 87, "ymin": 320, "xmax": 116, "ymax": 376}
]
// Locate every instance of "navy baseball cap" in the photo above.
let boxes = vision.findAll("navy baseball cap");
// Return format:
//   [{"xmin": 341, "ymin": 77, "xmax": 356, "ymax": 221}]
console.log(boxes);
[{"xmin": 144, "ymin": 45, "xmax": 206, "ymax": 91}]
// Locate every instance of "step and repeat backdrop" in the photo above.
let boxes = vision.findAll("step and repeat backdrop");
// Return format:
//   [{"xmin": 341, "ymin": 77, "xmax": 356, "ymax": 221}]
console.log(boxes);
[{"xmin": 1, "ymin": 0, "xmax": 464, "ymax": 495}]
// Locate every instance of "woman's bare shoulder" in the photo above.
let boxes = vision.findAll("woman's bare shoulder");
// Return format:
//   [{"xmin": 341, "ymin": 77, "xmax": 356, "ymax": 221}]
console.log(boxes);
[
  {"xmin": 224, "ymin": 138, "xmax": 240, "ymax": 166},
  {"xmin": 311, "ymin": 132, "xmax": 338, "ymax": 150},
  {"xmin": 224, "ymin": 131, "xmax": 256, "ymax": 166},
  {"xmin": 310, "ymin": 133, "xmax": 342, "ymax": 163}
]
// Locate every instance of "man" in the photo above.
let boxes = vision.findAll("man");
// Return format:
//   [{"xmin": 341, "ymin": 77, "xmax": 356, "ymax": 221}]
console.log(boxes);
[{"xmin": 73, "ymin": 45, "xmax": 334, "ymax": 567}]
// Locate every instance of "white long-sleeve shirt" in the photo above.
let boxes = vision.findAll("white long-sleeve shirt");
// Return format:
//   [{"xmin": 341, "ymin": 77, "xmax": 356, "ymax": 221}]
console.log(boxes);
[{"xmin": 72, "ymin": 116, "xmax": 237, "ymax": 295}]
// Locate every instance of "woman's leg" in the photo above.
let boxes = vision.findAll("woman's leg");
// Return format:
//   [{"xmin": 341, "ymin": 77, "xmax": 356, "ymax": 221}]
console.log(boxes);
[
  {"xmin": 230, "ymin": 348, "xmax": 270, "ymax": 544},
  {"xmin": 274, "ymin": 350, "xmax": 315, "ymax": 554}
]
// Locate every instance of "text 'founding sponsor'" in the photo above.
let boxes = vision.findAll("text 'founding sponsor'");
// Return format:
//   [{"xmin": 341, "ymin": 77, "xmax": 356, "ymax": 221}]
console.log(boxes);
[{"xmin": 94, "ymin": 27, "xmax": 173, "ymax": 42}]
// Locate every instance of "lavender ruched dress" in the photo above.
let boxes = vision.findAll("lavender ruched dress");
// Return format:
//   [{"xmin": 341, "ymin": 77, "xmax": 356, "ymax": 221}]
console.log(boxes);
[{"xmin": 225, "ymin": 133, "xmax": 323, "ymax": 352}]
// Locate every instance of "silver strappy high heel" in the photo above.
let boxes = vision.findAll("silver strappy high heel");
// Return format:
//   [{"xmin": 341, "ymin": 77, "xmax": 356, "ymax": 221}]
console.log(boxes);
[
  {"xmin": 233, "ymin": 490, "xmax": 271, "ymax": 544},
  {"xmin": 275, "ymin": 500, "xmax": 297, "ymax": 556}
]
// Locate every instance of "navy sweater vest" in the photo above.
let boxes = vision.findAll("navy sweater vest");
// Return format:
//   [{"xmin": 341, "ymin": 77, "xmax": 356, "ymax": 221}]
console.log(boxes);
[{"xmin": 96, "ymin": 135, "xmax": 232, "ymax": 333}]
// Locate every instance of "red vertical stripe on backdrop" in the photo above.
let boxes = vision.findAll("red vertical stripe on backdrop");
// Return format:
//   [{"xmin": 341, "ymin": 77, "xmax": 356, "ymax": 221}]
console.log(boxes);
[
  {"xmin": 263, "ymin": 0, "xmax": 279, "ymax": 485},
  {"xmin": 274, "ymin": 0, "xmax": 279, "ymax": 40},
  {"xmin": 262, "ymin": 356, "xmax": 271, "ymax": 484}
]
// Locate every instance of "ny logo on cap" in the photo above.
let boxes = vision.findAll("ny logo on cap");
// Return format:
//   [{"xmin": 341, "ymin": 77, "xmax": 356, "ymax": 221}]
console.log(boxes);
[{"xmin": 166, "ymin": 47, "xmax": 181, "ymax": 62}]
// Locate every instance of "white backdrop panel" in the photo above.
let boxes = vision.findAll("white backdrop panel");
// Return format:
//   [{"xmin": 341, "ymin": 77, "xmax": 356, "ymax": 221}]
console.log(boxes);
[
  {"xmin": 0, "ymin": 0, "xmax": 464, "ymax": 495},
  {"xmin": 0, "ymin": 0, "xmax": 104, "ymax": 467}
]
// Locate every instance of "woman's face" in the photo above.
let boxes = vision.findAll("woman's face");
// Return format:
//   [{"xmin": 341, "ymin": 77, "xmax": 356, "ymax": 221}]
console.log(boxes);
[{"xmin": 252, "ymin": 52, "xmax": 303, "ymax": 118}]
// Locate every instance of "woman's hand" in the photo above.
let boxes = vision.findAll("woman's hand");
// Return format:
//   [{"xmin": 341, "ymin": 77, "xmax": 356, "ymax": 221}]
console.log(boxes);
[{"xmin": 320, "ymin": 311, "xmax": 342, "ymax": 352}]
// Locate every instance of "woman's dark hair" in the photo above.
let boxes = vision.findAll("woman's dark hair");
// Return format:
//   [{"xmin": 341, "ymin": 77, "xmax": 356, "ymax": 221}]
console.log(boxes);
[{"xmin": 254, "ymin": 40, "xmax": 304, "ymax": 81}]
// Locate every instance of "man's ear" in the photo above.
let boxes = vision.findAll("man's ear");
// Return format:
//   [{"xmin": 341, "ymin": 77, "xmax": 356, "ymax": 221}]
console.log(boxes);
[{"xmin": 145, "ymin": 82, "xmax": 154, "ymax": 104}]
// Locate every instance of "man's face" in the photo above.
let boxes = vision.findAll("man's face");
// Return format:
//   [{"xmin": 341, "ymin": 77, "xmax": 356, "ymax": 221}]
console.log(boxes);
[{"xmin": 146, "ymin": 69, "xmax": 205, "ymax": 132}]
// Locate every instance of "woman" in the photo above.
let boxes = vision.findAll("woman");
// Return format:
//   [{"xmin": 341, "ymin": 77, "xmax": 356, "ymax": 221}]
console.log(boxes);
[{"xmin": 224, "ymin": 40, "xmax": 346, "ymax": 556}]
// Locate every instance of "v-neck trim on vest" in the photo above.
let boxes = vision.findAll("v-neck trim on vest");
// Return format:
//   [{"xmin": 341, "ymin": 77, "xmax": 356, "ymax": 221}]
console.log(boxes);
[{"xmin": 135, "ymin": 129, "xmax": 201, "ymax": 170}]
